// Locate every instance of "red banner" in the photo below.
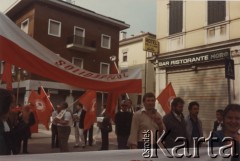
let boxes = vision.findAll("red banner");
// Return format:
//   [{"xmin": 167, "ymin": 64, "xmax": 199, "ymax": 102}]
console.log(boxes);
[{"xmin": 0, "ymin": 13, "xmax": 141, "ymax": 93}]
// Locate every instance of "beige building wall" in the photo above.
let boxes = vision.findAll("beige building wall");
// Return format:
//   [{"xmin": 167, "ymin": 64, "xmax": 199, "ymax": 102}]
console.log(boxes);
[
  {"xmin": 119, "ymin": 33, "xmax": 156, "ymax": 107},
  {"xmin": 157, "ymin": 0, "xmax": 240, "ymax": 54},
  {"xmin": 155, "ymin": 0, "xmax": 240, "ymax": 135}
]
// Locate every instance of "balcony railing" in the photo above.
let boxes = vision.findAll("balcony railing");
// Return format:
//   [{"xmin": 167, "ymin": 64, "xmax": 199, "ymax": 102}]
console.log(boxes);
[{"xmin": 66, "ymin": 35, "xmax": 96, "ymax": 52}]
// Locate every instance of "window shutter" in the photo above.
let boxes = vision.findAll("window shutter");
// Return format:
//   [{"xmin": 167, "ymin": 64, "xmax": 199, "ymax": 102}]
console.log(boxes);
[
  {"xmin": 208, "ymin": 0, "xmax": 226, "ymax": 25},
  {"xmin": 169, "ymin": 0, "xmax": 183, "ymax": 35}
]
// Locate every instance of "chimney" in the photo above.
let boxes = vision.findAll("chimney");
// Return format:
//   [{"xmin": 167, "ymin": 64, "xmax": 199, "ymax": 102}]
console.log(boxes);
[{"xmin": 120, "ymin": 31, "xmax": 127, "ymax": 40}]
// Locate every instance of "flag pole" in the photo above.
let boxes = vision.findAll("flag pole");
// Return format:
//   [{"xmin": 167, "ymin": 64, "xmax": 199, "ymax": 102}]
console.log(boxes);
[
  {"xmin": 40, "ymin": 86, "xmax": 54, "ymax": 110},
  {"xmin": 110, "ymin": 55, "xmax": 135, "ymax": 113}
]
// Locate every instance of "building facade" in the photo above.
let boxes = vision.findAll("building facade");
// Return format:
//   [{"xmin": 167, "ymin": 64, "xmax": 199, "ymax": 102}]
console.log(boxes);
[
  {"xmin": 154, "ymin": 0, "xmax": 240, "ymax": 136},
  {"xmin": 119, "ymin": 32, "xmax": 156, "ymax": 108},
  {"xmin": 1, "ymin": 0, "xmax": 129, "ymax": 110}
]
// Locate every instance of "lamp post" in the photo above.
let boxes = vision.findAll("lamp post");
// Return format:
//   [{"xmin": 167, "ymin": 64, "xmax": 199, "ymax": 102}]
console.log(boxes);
[
  {"xmin": 109, "ymin": 55, "xmax": 119, "ymax": 73},
  {"xmin": 15, "ymin": 67, "xmax": 28, "ymax": 105},
  {"xmin": 109, "ymin": 55, "xmax": 135, "ymax": 112}
]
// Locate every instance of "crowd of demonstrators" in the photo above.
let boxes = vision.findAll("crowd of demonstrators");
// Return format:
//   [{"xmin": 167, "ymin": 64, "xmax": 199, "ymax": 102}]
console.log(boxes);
[
  {"xmin": 0, "ymin": 88, "xmax": 38, "ymax": 155},
  {"xmin": 128, "ymin": 92, "xmax": 165, "ymax": 149},
  {"xmin": 115, "ymin": 100, "xmax": 133, "ymax": 149},
  {"xmin": 1, "ymin": 87, "xmax": 240, "ymax": 155}
]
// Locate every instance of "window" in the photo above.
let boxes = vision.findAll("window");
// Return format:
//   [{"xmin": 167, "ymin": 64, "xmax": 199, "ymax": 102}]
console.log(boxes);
[
  {"xmin": 48, "ymin": 19, "xmax": 61, "ymax": 37},
  {"xmin": 123, "ymin": 52, "xmax": 128, "ymax": 62},
  {"xmin": 208, "ymin": 1, "xmax": 226, "ymax": 25},
  {"xmin": 100, "ymin": 63, "xmax": 110, "ymax": 74},
  {"xmin": 72, "ymin": 57, "xmax": 83, "ymax": 69},
  {"xmin": 169, "ymin": 0, "xmax": 183, "ymax": 35},
  {"xmin": 21, "ymin": 19, "xmax": 29, "ymax": 34},
  {"xmin": 74, "ymin": 26, "xmax": 85, "ymax": 45},
  {"xmin": 101, "ymin": 34, "xmax": 111, "ymax": 49},
  {"xmin": 74, "ymin": 26, "xmax": 85, "ymax": 37}
]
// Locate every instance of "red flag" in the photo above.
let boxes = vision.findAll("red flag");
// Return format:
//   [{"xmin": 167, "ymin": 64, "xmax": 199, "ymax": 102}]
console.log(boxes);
[
  {"xmin": 2, "ymin": 62, "xmax": 12, "ymax": 90},
  {"xmin": 157, "ymin": 83, "xmax": 176, "ymax": 114},
  {"xmin": 79, "ymin": 90, "xmax": 97, "ymax": 130},
  {"xmin": 28, "ymin": 87, "xmax": 53, "ymax": 130},
  {"xmin": 106, "ymin": 92, "xmax": 120, "ymax": 121},
  {"xmin": 111, "ymin": 62, "xmax": 119, "ymax": 74}
]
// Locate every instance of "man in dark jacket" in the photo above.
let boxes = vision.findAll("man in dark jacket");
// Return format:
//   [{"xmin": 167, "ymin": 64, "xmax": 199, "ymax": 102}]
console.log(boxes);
[
  {"xmin": 163, "ymin": 97, "xmax": 187, "ymax": 149},
  {"xmin": 115, "ymin": 100, "xmax": 133, "ymax": 149}
]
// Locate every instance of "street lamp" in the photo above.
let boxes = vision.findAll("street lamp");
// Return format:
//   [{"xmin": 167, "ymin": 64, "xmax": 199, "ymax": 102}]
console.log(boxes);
[
  {"xmin": 15, "ymin": 67, "xmax": 28, "ymax": 105},
  {"xmin": 109, "ymin": 55, "xmax": 119, "ymax": 73}
]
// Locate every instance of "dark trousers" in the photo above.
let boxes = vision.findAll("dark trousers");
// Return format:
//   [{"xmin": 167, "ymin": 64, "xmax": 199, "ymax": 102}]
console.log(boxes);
[
  {"xmin": 57, "ymin": 126, "xmax": 71, "ymax": 152},
  {"xmin": 51, "ymin": 124, "xmax": 59, "ymax": 148},
  {"xmin": 16, "ymin": 126, "xmax": 30, "ymax": 154},
  {"xmin": 117, "ymin": 135, "xmax": 129, "ymax": 149},
  {"xmin": 4, "ymin": 131, "xmax": 18, "ymax": 155},
  {"xmin": 100, "ymin": 130, "xmax": 109, "ymax": 150},
  {"xmin": 84, "ymin": 125, "xmax": 93, "ymax": 146}
]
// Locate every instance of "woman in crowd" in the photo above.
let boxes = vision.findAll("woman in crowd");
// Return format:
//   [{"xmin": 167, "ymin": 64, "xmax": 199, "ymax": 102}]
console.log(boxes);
[
  {"xmin": 212, "ymin": 104, "xmax": 240, "ymax": 161},
  {"xmin": 0, "ymin": 88, "xmax": 13, "ymax": 155}
]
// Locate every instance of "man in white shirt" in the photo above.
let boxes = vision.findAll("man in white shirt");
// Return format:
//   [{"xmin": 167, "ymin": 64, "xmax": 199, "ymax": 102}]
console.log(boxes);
[{"xmin": 55, "ymin": 102, "xmax": 72, "ymax": 152}]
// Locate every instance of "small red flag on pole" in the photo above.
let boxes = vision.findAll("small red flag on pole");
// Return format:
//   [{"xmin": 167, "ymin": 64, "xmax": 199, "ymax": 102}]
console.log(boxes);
[{"xmin": 157, "ymin": 83, "xmax": 176, "ymax": 114}]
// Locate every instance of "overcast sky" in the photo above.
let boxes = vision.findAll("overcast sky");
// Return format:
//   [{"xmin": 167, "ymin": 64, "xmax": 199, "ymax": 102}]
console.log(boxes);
[{"xmin": 0, "ymin": 0, "xmax": 156, "ymax": 37}]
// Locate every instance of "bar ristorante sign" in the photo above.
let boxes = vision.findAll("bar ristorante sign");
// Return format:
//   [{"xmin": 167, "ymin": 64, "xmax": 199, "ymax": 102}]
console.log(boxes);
[{"xmin": 158, "ymin": 49, "xmax": 230, "ymax": 68}]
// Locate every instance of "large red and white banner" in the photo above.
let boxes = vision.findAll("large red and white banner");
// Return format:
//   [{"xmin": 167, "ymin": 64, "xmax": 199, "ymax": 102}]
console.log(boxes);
[{"xmin": 0, "ymin": 13, "xmax": 141, "ymax": 93}]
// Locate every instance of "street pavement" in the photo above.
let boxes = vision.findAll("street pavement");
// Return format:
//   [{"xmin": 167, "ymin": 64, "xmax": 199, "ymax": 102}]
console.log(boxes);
[{"xmin": 25, "ymin": 124, "xmax": 118, "ymax": 154}]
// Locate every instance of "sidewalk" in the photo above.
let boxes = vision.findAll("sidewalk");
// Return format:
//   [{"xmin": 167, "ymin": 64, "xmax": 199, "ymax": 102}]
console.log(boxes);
[{"xmin": 26, "ymin": 124, "xmax": 117, "ymax": 154}]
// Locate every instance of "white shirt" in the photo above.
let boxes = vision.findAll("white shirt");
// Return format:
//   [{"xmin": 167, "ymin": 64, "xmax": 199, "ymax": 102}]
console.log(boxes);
[{"xmin": 58, "ymin": 111, "xmax": 72, "ymax": 127}]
